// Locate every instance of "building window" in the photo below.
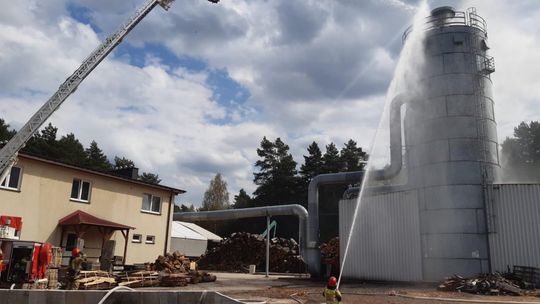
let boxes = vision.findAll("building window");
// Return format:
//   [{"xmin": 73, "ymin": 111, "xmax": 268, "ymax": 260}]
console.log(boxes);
[
  {"xmin": 0, "ymin": 166, "xmax": 22, "ymax": 191},
  {"xmin": 70, "ymin": 179, "xmax": 91, "ymax": 202},
  {"xmin": 141, "ymin": 194, "xmax": 161, "ymax": 214},
  {"xmin": 132, "ymin": 234, "xmax": 142, "ymax": 243},
  {"xmin": 145, "ymin": 235, "xmax": 155, "ymax": 244}
]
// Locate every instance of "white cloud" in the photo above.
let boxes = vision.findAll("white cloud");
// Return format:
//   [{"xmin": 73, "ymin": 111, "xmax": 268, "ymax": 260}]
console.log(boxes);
[
  {"xmin": 462, "ymin": 0, "xmax": 540, "ymax": 140},
  {"xmin": 0, "ymin": 0, "xmax": 538, "ymax": 206}
]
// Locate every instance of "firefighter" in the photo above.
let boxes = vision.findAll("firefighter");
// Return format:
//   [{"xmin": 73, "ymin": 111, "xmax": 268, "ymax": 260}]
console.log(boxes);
[
  {"xmin": 66, "ymin": 247, "xmax": 84, "ymax": 290},
  {"xmin": 323, "ymin": 276, "xmax": 342, "ymax": 304}
]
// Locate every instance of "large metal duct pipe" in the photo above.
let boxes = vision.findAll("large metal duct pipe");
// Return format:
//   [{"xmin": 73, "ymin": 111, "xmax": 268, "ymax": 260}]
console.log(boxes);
[
  {"xmin": 372, "ymin": 94, "xmax": 408, "ymax": 181},
  {"xmin": 173, "ymin": 204, "xmax": 308, "ymax": 264},
  {"xmin": 307, "ymin": 171, "xmax": 364, "ymax": 276}
]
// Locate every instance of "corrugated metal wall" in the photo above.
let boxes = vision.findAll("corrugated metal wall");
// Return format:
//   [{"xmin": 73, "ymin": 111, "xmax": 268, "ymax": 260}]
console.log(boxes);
[
  {"xmin": 487, "ymin": 184, "xmax": 540, "ymax": 272},
  {"xmin": 339, "ymin": 190, "xmax": 422, "ymax": 281}
]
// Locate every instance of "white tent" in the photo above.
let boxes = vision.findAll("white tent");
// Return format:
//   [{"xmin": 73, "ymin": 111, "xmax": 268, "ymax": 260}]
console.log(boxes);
[
  {"xmin": 169, "ymin": 221, "xmax": 221, "ymax": 257},
  {"xmin": 177, "ymin": 221, "xmax": 222, "ymax": 242}
]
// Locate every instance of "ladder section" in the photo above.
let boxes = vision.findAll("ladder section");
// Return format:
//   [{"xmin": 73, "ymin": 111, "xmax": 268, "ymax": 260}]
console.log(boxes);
[{"xmin": 0, "ymin": 0, "xmax": 168, "ymax": 175}]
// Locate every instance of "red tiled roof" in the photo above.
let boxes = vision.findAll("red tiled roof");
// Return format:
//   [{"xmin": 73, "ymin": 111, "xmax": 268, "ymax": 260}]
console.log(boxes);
[{"xmin": 58, "ymin": 210, "xmax": 134, "ymax": 230}]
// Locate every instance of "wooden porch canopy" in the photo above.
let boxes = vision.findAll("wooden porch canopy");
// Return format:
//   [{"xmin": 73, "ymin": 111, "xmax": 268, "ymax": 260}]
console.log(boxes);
[{"xmin": 58, "ymin": 210, "xmax": 135, "ymax": 264}]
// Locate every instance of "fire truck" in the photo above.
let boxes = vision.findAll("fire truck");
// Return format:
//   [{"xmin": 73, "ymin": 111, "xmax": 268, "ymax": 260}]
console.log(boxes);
[{"xmin": 0, "ymin": 216, "xmax": 52, "ymax": 286}]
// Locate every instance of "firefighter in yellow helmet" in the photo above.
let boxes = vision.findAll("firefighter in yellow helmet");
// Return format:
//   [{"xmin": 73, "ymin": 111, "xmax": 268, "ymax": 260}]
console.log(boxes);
[{"xmin": 323, "ymin": 276, "xmax": 342, "ymax": 304}]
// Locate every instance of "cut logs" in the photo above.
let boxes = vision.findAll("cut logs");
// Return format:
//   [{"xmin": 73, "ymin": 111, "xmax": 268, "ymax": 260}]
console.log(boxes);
[
  {"xmin": 69, "ymin": 251, "xmax": 216, "ymax": 290},
  {"xmin": 117, "ymin": 270, "xmax": 160, "ymax": 288},
  {"xmin": 320, "ymin": 237, "xmax": 339, "ymax": 265},
  {"xmin": 151, "ymin": 251, "xmax": 191, "ymax": 273},
  {"xmin": 197, "ymin": 232, "xmax": 307, "ymax": 273}
]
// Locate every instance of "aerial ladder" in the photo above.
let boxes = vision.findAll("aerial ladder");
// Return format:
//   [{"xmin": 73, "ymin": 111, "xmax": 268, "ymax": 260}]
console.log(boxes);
[{"xmin": 0, "ymin": 0, "xmax": 219, "ymax": 182}]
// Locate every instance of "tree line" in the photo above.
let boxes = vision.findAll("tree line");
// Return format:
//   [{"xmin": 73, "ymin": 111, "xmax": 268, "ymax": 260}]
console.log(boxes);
[
  {"xmin": 501, "ymin": 120, "xmax": 540, "ymax": 181},
  {"xmin": 0, "ymin": 119, "xmax": 161, "ymax": 184},
  {"xmin": 193, "ymin": 120, "xmax": 540, "ymax": 240},
  {"xmin": 191, "ymin": 136, "xmax": 368, "ymax": 241}
]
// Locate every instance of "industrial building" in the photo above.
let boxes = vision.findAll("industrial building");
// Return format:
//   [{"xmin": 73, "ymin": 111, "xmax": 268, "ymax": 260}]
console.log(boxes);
[
  {"xmin": 0, "ymin": 152, "xmax": 184, "ymax": 265},
  {"xmin": 338, "ymin": 7, "xmax": 540, "ymax": 282}
]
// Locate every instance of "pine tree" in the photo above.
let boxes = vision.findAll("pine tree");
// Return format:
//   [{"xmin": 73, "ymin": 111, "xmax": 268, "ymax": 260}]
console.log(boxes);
[
  {"xmin": 253, "ymin": 137, "xmax": 299, "ymax": 206},
  {"xmin": 140, "ymin": 172, "xmax": 161, "ymax": 184},
  {"xmin": 300, "ymin": 141, "xmax": 324, "ymax": 182},
  {"xmin": 114, "ymin": 156, "xmax": 135, "ymax": 168},
  {"xmin": 0, "ymin": 119, "xmax": 16, "ymax": 142},
  {"xmin": 340, "ymin": 139, "xmax": 368, "ymax": 172},
  {"xmin": 322, "ymin": 143, "xmax": 343, "ymax": 173},
  {"xmin": 253, "ymin": 137, "xmax": 275, "ymax": 187},
  {"xmin": 174, "ymin": 204, "xmax": 195, "ymax": 212},
  {"xmin": 57, "ymin": 133, "xmax": 86, "ymax": 165},
  {"xmin": 232, "ymin": 188, "xmax": 253, "ymax": 209},
  {"xmin": 41, "ymin": 123, "xmax": 57, "ymax": 144},
  {"xmin": 23, "ymin": 123, "xmax": 61, "ymax": 159},
  {"xmin": 501, "ymin": 121, "xmax": 540, "ymax": 181},
  {"xmin": 84, "ymin": 140, "xmax": 112, "ymax": 171},
  {"xmin": 201, "ymin": 173, "xmax": 230, "ymax": 211}
]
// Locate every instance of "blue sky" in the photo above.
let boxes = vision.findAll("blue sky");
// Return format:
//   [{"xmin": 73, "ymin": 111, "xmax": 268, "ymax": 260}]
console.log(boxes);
[{"xmin": 0, "ymin": 0, "xmax": 539, "ymax": 206}]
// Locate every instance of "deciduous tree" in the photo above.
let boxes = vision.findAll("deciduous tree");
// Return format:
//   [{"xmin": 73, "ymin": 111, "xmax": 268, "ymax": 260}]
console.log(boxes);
[{"xmin": 201, "ymin": 173, "xmax": 230, "ymax": 211}]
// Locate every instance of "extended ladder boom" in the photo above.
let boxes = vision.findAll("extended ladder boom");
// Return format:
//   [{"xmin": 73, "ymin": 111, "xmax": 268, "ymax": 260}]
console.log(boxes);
[{"xmin": 0, "ymin": 0, "xmax": 175, "ymax": 178}]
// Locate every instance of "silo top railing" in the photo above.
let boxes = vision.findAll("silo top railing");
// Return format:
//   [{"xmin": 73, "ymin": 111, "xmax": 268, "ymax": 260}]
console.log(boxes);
[{"xmin": 403, "ymin": 7, "xmax": 487, "ymax": 43}]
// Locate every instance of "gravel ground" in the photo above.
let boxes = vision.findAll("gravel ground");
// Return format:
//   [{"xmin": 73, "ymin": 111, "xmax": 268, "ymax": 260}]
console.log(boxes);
[{"xmin": 211, "ymin": 273, "xmax": 540, "ymax": 304}]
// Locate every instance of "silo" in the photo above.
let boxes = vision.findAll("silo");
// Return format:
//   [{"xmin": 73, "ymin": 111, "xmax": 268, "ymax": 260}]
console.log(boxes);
[
  {"xmin": 339, "ymin": 7, "xmax": 500, "ymax": 281},
  {"xmin": 407, "ymin": 6, "xmax": 499, "ymax": 280}
]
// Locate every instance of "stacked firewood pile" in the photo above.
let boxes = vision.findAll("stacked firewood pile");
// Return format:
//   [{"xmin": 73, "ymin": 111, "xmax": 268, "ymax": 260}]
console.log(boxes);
[
  {"xmin": 320, "ymin": 237, "xmax": 339, "ymax": 265},
  {"xmin": 438, "ymin": 273, "xmax": 536, "ymax": 296},
  {"xmin": 149, "ymin": 251, "xmax": 217, "ymax": 287},
  {"xmin": 117, "ymin": 270, "xmax": 160, "ymax": 288},
  {"xmin": 151, "ymin": 251, "xmax": 192, "ymax": 273},
  {"xmin": 270, "ymin": 237, "xmax": 306, "ymax": 273},
  {"xmin": 160, "ymin": 273, "xmax": 189, "ymax": 287},
  {"xmin": 69, "ymin": 251, "xmax": 216, "ymax": 289},
  {"xmin": 198, "ymin": 232, "xmax": 307, "ymax": 273},
  {"xmin": 77, "ymin": 271, "xmax": 117, "ymax": 290}
]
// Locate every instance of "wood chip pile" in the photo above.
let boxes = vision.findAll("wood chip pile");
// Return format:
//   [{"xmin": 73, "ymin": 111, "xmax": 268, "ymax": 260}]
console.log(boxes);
[
  {"xmin": 438, "ymin": 273, "xmax": 537, "ymax": 296},
  {"xmin": 197, "ymin": 232, "xmax": 307, "ymax": 273},
  {"xmin": 320, "ymin": 237, "xmax": 339, "ymax": 265}
]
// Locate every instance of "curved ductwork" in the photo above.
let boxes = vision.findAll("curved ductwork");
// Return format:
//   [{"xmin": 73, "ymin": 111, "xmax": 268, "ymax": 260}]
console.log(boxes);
[
  {"xmin": 307, "ymin": 171, "xmax": 364, "ymax": 275},
  {"xmin": 173, "ymin": 204, "xmax": 308, "ymax": 260},
  {"xmin": 372, "ymin": 94, "xmax": 408, "ymax": 181}
]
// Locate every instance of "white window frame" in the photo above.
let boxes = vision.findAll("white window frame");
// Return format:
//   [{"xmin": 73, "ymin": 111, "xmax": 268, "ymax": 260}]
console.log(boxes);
[
  {"xmin": 132, "ymin": 234, "xmax": 142, "ymax": 243},
  {"xmin": 145, "ymin": 235, "xmax": 155, "ymax": 244},
  {"xmin": 70, "ymin": 178, "xmax": 92, "ymax": 203},
  {"xmin": 0, "ymin": 166, "xmax": 22, "ymax": 191},
  {"xmin": 141, "ymin": 193, "xmax": 162, "ymax": 214}
]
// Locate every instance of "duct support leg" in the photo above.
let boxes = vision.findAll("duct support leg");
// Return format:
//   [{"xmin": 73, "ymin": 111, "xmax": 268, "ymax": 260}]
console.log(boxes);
[{"xmin": 266, "ymin": 215, "xmax": 270, "ymax": 278}]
